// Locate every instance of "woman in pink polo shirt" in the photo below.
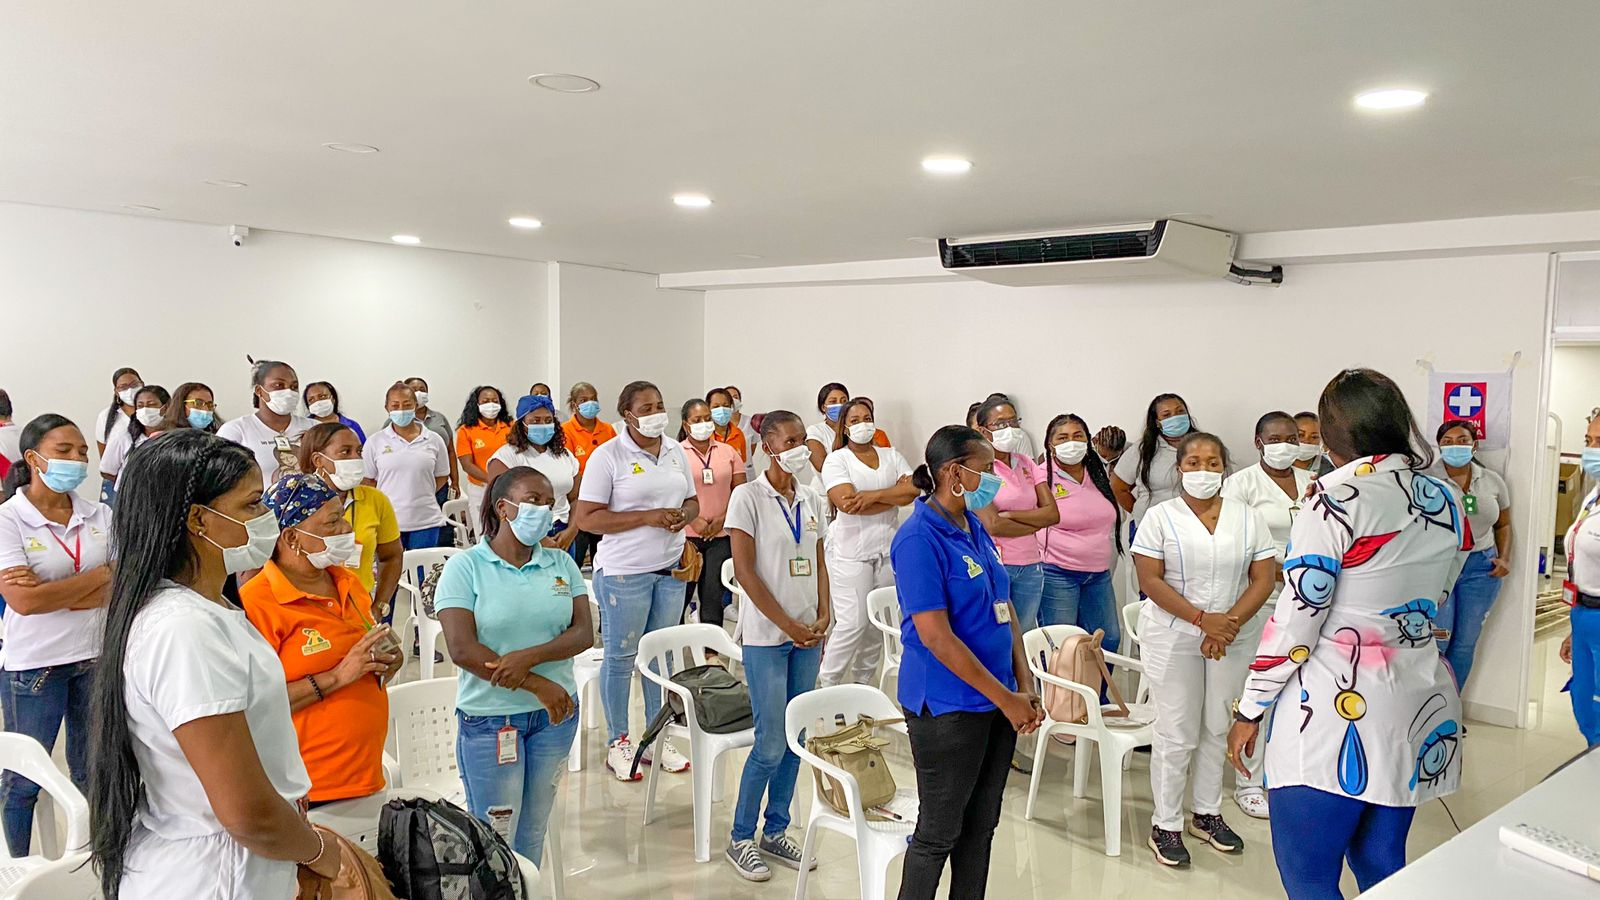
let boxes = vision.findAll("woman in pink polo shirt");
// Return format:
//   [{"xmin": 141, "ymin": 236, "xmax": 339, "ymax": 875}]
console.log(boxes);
[
  {"xmin": 679, "ymin": 398, "xmax": 746, "ymax": 629},
  {"xmin": 1035, "ymin": 413, "xmax": 1123, "ymax": 654},
  {"xmin": 971, "ymin": 397, "xmax": 1059, "ymax": 633}
]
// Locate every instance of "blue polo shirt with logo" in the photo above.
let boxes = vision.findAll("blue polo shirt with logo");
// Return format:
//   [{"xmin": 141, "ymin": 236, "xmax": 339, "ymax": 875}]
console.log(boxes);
[
  {"xmin": 890, "ymin": 498, "xmax": 1015, "ymax": 715},
  {"xmin": 433, "ymin": 539, "xmax": 585, "ymax": 715}
]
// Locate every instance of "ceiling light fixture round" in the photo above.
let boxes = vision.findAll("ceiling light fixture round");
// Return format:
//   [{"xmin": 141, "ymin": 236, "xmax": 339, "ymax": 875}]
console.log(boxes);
[
  {"xmin": 528, "ymin": 73, "xmax": 601, "ymax": 93},
  {"xmin": 322, "ymin": 142, "xmax": 381, "ymax": 154},
  {"xmin": 921, "ymin": 156, "xmax": 973, "ymax": 175},
  {"xmin": 204, "ymin": 179, "xmax": 249, "ymax": 188},
  {"xmin": 508, "ymin": 217, "xmax": 543, "ymax": 229},
  {"xmin": 120, "ymin": 204, "xmax": 161, "ymax": 212},
  {"xmin": 1354, "ymin": 88, "xmax": 1428, "ymax": 111},
  {"xmin": 673, "ymin": 193, "xmax": 713, "ymax": 209},
  {"xmin": 391, "ymin": 234, "xmax": 421, "ymax": 245}
]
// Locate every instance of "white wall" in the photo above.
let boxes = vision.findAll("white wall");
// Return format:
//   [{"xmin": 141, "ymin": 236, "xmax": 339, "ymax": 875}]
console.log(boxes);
[
  {"xmin": 0, "ymin": 202, "xmax": 547, "ymax": 471},
  {"xmin": 1550, "ymin": 345, "xmax": 1600, "ymax": 453},
  {"xmin": 704, "ymin": 254, "xmax": 1553, "ymax": 725}
]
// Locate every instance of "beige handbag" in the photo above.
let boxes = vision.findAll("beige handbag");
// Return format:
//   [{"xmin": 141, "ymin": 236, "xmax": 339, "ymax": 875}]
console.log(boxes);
[{"xmin": 807, "ymin": 715, "xmax": 903, "ymax": 819}]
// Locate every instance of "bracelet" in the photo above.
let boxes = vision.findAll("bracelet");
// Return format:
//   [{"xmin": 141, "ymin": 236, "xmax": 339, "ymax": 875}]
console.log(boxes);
[
  {"xmin": 306, "ymin": 675, "xmax": 325, "ymax": 703},
  {"xmin": 1191, "ymin": 609, "xmax": 1206, "ymax": 627},
  {"xmin": 297, "ymin": 826, "xmax": 327, "ymax": 867}
]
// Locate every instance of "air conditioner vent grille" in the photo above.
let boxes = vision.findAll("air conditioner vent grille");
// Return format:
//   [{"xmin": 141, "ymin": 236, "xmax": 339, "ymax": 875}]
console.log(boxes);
[{"xmin": 940, "ymin": 221, "xmax": 1167, "ymax": 269}]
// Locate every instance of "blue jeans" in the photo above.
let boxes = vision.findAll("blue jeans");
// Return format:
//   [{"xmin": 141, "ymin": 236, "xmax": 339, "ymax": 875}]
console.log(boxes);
[
  {"xmin": 1, "ymin": 661, "xmax": 93, "ymax": 856},
  {"xmin": 1039, "ymin": 565, "xmax": 1119, "ymax": 654},
  {"xmin": 1571, "ymin": 605, "xmax": 1600, "ymax": 746},
  {"xmin": 596, "ymin": 570, "xmax": 685, "ymax": 743},
  {"xmin": 1269, "ymin": 785, "xmax": 1416, "ymax": 899},
  {"xmin": 400, "ymin": 527, "xmax": 446, "ymax": 551},
  {"xmin": 1436, "ymin": 548, "xmax": 1502, "ymax": 689},
  {"xmin": 456, "ymin": 707, "xmax": 578, "ymax": 866},
  {"xmin": 732, "ymin": 643, "xmax": 822, "ymax": 842},
  {"xmin": 1003, "ymin": 563, "xmax": 1044, "ymax": 634}
]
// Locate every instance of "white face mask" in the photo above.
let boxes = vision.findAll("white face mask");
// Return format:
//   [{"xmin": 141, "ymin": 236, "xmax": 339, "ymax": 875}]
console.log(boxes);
[
  {"xmin": 136, "ymin": 407, "xmax": 165, "ymax": 428},
  {"xmin": 1261, "ymin": 442, "xmax": 1301, "ymax": 470},
  {"xmin": 773, "ymin": 444, "xmax": 812, "ymax": 474},
  {"xmin": 1295, "ymin": 443, "xmax": 1321, "ymax": 462},
  {"xmin": 200, "ymin": 507, "xmax": 280, "ymax": 574},
  {"xmin": 413, "ymin": 390, "xmax": 430, "ymax": 408},
  {"xmin": 118, "ymin": 386, "xmax": 141, "ymax": 406},
  {"xmin": 299, "ymin": 529, "xmax": 360, "ymax": 570},
  {"xmin": 317, "ymin": 455, "xmax": 366, "ymax": 491},
  {"xmin": 632, "ymin": 412, "xmax": 669, "ymax": 439},
  {"xmin": 478, "ymin": 402, "xmax": 502, "ymax": 419},
  {"xmin": 988, "ymin": 426, "xmax": 1025, "ymax": 453},
  {"xmin": 731, "ymin": 398, "xmax": 743, "ymax": 413},
  {"xmin": 688, "ymin": 421, "xmax": 715, "ymax": 441},
  {"xmin": 308, "ymin": 399, "xmax": 336, "ymax": 418},
  {"xmin": 1182, "ymin": 470, "xmax": 1223, "ymax": 500},
  {"xmin": 847, "ymin": 421, "xmax": 877, "ymax": 445},
  {"xmin": 1053, "ymin": 441, "xmax": 1089, "ymax": 466},
  {"xmin": 262, "ymin": 388, "xmax": 298, "ymax": 416}
]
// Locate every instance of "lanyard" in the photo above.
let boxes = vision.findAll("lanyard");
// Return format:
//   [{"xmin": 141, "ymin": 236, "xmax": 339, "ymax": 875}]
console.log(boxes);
[
  {"xmin": 689, "ymin": 443, "xmax": 714, "ymax": 471},
  {"xmin": 46, "ymin": 528, "xmax": 82, "ymax": 574},
  {"xmin": 773, "ymin": 495, "xmax": 803, "ymax": 546}
]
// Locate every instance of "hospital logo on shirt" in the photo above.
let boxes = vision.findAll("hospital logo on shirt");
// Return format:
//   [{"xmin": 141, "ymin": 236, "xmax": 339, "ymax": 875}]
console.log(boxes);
[
  {"xmin": 23, "ymin": 537, "xmax": 45, "ymax": 554},
  {"xmin": 630, "ymin": 462, "xmax": 645, "ymax": 475},
  {"xmin": 805, "ymin": 517, "xmax": 819, "ymax": 533},
  {"xmin": 553, "ymin": 577, "xmax": 571, "ymax": 596},
  {"xmin": 1053, "ymin": 484, "xmax": 1070, "ymax": 499},
  {"xmin": 382, "ymin": 445, "xmax": 394, "ymax": 454},
  {"xmin": 962, "ymin": 555, "xmax": 983, "ymax": 578},
  {"xmin": 300, "ymin": 628, "xmax": 333, "ymax": 655}
]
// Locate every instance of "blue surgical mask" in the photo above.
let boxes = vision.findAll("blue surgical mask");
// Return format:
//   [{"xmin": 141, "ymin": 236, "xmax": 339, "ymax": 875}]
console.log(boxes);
[
  {"xmin": 959, "ymin": 465, "xmax": 1003, "ymax": 511},
  {"xmin": 1439, "ymin": 445, "xmax": 1474, "ymax": 468},
  {"xmin": 825, "ymin": 403, "xmax": 844, "ymax": 423},
  {"xmin": 187, "ymin": 409, "xmax": 215, "ymax": 429},
  {"xmin": 502, "ymin": 501, "xmax": 554, "ymax": 546},
  {"xmin": 31, "ymin": 455, "xmax": 88, "ymax": 494},
  {"xmin": 710, "ymin": 406, "xmax": 734, "ymax": 426},
  {"xmin": 389, "ymin": 409, "xmax": 416, "ymax": 428},
  {"xmin": 1584, "ymin": 448, "xmax": 1600, "ymax": 479},
  {"xmin": 577, "ymin": 400, "xmax": 602, "ymax": 420},
  {"xmin": 525, "ymin": 423, "xmax": 556, "ymax": 445},
  {"xmin": 1159, "ymin": 414, "xmax": 1191, "ymax": 439}
]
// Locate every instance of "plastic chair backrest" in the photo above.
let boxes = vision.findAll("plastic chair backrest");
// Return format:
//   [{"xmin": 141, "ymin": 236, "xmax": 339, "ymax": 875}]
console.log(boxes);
[
  {"xmin": 864, "ymin": 587, "xmax": 902, "ymax": 656},
  {"xmin": 0, "ymin": 734, "xmax": 89, "ymax": 862},
  {"xmin": 635, "ymin": 624, "xmax": 743, "ymax": 732},
  {"xmin": 1120, "ymin": 601, "xmax": 1142, "ymax": 649},
  {"xmin": 784, "ymin": 685, "xmax": 903, "ymax": 821},
  {"xmin": 8, "ymin": 851, "xmax": 98, "ymax": 899},
  {"xmin": 385, "ymin": 677, "xmax": 461, "ymax": 797},
  {"xmin": 442, "ymin": 498, "xmax": 473, "ymax": 541},
  {"xmin": 720, "ymin": 558, "xmax": 739, "ymax": 596}
]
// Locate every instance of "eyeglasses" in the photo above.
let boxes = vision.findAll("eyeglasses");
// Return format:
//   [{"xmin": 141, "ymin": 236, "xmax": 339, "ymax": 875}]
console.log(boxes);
[
  {"xmin": 185, "ymin": 398, "xmax": 217, "ymax": 410},
  {"xmin": 988, "ymin": 418, "xmax": 1022, "ymax": 430}
]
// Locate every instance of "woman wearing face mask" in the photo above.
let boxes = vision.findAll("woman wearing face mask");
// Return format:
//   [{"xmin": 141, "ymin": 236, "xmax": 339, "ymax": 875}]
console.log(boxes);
[
  {"xmin": 364, "ymin": 383, "xmax": 451, "ymax": 552},
  {"xmin": 1036, "ymin": 414, "xmax": 1123, "ymax": 651},
  {"xmin": 706, "ymin": 387, "xmax": 748, "ymax": 462},
  {"xmin": 240, "ymin": 473, "xmax": 400, "ymax": 808},
  {"xmin": 303, "ymin": 382, "xmax": 366, "ymax": 445},
  {"xmin": 818, "ymin": 399, "xmax": 917, "ymax": 687},
  {"xmin": 1431, "ymin": 420, "xmax": 1512, "ymax": 692},
  {"xmin": 487, "ymin": 394, "xmax": 581, "ymax": 554},
  {"xmin": 1112, "ymin": 393, "xmax": 1197, "ymax": 528},
  {"xmin": 562, "ymin": 381, "xmax": 616, "ymax": 566},
  {"xmin": 455, "ymin": 386, "xmax": 513, "ymax": 525},
  {"xmin": 1561, "ymin": 414, "xmax": 1600, "ymax": 747},
  {"xmin": 1132, "ymin": 432, "xmax": 1277, "ymax": 869},
  {"xmin": 99, "ymin": 385, "xmax": 171, "ymax": 489},
  {"xmin": 0, "ymin": 415, "xmax": 110, "ymax": 857},
  {"xmin": 1216, "ymin": 411, "xmax": 1313, "ymax": 820},
  {"xmin": 299, "ymin": 423, "xmax": 402, "ymax": 615},
  {"xmin": 166, "ymin": 382, "xmax": 220, "ymax": 434},
  {"xmin": 218, "ymin": 359, "xmax": 315, "ymax": 489},
  {"xmin": 892, "ymin": 425, "xmax": 1043, "ymax": 900},
  {"xmin": 1293, "ymin": 412, "xmax": 1336, "ymax": 476},
  {"xmin": 94, "ymin": 366, "xmax": 143, "ymax": 458},
  {"xmin": 437, "ymin": 466, "xmax": 592, "ymax": 866},
  {"xmin": 971, "ymin": 398, "xmax": 1059, "ymax": 637},
  {"xmin": 679, "ymin": 398, "xmax": 746, "ymax": 630},
  {"xmin": 806, "ymin": 383, "xmax": 851, "ymax": 473},
  {"xmin": 572, "ymin": 381, "xmax": 700, "ymax": 781},
  {"xmin": 725, "ymin": 385, "xmax": 757, "ymax": 473},
  {"xmin": 405, "ymin": 377, "xmax": 459, "ymax": 503}
]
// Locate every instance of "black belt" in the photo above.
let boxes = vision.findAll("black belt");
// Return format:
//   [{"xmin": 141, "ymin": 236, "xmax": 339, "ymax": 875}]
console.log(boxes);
[{"xmin": 1579, "ymin": 592, "xmax": 1600, "ymax": 610}]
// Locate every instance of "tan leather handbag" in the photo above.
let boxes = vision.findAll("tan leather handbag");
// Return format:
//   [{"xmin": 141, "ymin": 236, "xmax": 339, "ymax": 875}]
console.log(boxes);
[{"xmin": 298, "ymin": 826, "xmax": 397, "ymax": 900}]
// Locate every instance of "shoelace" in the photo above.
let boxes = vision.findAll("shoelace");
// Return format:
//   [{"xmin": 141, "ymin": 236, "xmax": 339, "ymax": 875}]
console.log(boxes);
[
  {"xmin": 732, "ymin": 842, "xmax": 766, "ymax": 869},
  {"xmin": 764, "ymin": 835, "xmax": 803, "ymax": 858}
]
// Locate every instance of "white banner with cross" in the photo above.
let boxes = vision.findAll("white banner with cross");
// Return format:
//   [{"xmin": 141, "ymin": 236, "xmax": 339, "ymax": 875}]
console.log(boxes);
[{"xmin": 1425, "ymin": 367, "xmax": 1513, "ymax": 452}]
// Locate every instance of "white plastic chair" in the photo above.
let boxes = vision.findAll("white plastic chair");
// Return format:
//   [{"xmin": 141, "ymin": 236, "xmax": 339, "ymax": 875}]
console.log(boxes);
[
  {"xmin": 567, "ymin": 591, "xmax": 604, "ymax": 773},
  {"xmin": 5, "ymin": 850, "xmax": 97, "ymax": 899},
  {"xmin": 786, "ymin": 685, "xmax": 915, "ymax": 900},
  {"xmin": 395, "ymin": 548, "xmax": 459, "ymax": 680},
  {"xmin": 635, "ymin": 624, "xmax": 753, "ymax": 863},
  {"xmin": 864, "ymin": 587, "xmax": 902, "ymax": 692},
  {"xmin": 442, "ymin": 497, "xmax": 475, "ymax": 547},
  {"xmin": 720, "ymin": 557, "xmax": 742, "ymax": 625},
  {"xmin": 1021, "ymin": 625, "xmax": 1154, "ymax": 857},
  {"xmin": 1118, "ymin": 601, "xmax": 1151, "ymax": 704},
  {"xmin": 0, "ymin": 734, "xmax": 90, "ymax": 890}
]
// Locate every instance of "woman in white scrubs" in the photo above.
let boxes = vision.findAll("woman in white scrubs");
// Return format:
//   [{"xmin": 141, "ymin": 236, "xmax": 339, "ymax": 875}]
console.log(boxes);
[
  {"xmin": 87, "ymin": 429, "xmax": 340, "ymax": 899},
  {"xmin": 1112, "ymin": 393, "xmax": 1197, "ymax": 529},
  {"xmin": 1132, "ymin": 431, "xmax": 1277, "ymax": 869},
  {"xmin": 817, "ymin": 398, "xmax": 917, "ymax": 686},
  {"xmin": 1218, "ymin": 411, "xmax": 1313, "ymax": 819},
  {"xmin": 804, "ymin": 382, "xmax": 851, "ymax": 472}
]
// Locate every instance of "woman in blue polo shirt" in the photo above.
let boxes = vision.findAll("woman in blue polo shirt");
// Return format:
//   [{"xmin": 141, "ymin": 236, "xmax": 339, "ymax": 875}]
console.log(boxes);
[
  {"xmin": 434, "ymin": 465, "xmax": 593, "ymax": 867},
  {"xmin": 890, "ymin": 424, "xmax": 1044, "ymax": 900}
]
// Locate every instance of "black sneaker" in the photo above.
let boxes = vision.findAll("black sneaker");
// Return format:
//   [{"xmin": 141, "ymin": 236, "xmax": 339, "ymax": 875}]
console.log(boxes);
[
  {"xmin": 1149, "ymin": 826, "xmax": 1191, "ymax": 868},
  {"xmin": 1189, "ymin": 813, "xmax": 1245, "ymax": 853}
]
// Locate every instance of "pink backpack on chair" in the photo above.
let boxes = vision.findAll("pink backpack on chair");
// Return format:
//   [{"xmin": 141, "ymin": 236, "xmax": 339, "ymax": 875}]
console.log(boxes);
[{"xmin": 1041, "ymin": 628, "xmax": 1129, "ymax": 725}]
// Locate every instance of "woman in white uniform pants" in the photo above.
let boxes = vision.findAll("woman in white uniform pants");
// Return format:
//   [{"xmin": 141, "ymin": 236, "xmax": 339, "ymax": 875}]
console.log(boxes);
[
  {"xmin": 1112, "ymin": 393, "xmax": 1196, "ymax": 529},
  {"xmin": 1132, "ymin": 431, "xmax": 1277, "ymax": 868},
  {"xmin": 817, "ymin": 398, "xmax": 916, "ymax": 687},
  {"xmin": 1218, "ymin": 411, "xmax": 1312, "ymax": 820},
  {"xmin": 87, "ymin": 429, "xmax": 341, "ymax": 899}
]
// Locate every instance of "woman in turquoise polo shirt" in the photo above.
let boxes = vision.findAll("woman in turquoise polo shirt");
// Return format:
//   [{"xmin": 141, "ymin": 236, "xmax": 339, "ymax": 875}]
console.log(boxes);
[
  {"xmin": 890, "ymin": 424, "xmax": 1044, "ymax": 900},
  {"xmin": 434, "ymin": 465, "xmax": 594, "ymax": 866}
]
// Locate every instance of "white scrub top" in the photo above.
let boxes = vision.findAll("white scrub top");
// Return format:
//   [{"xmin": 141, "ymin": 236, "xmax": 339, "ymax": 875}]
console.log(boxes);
[
  {"xmin": 1568, "ymin": 486, "xmax": 1600, "ymax": 595},
  {"xmin": 120, "ymin": 582, "xmax": 312, "ymax": 900},
  {"xmin": 1114, "ymin": 439, "xmax": 1182, "ymax": 523},
  {"xmin": 216, "ymin": 413, "xmax": 315, "ymax": 488},
  {"xmin": 819, "ymin": 446, "xmax": 912, "ymax": 561},
  {"xmin": 0, "ymin": 491, "xmax": 110, "ymax": 670},
  {"xmin": 93, "ymin": 406, "xmax": 131, "ymax": 447},
  {"xmin": 1426, "ymin": 461, "xmax": 1510, "ymax": 553},
  {"xmin": 1222, "ymin": 463, "xmax": 1313, "ymax": 562},
  {"xmin": 99, "ymin": 428, "xmax": 151, "ymax": 479},
  {"xmin": 363, "ymin": 425, "xmax": 450, "ymax": 531},
  {"xmin": 489, "ymin": 444, "xmax": 581, "ymax": 522},
  {"xmin": 1131, "ymin": 495, "xmax": 1276, "ymax": 637},
  {"xmin": 0, "ymin": 423, "xmax": 22, "ymax": 464},
  {"xmin": 724, "ymin": 473, "xmax": 829, "ymax": 647},
  {"xmin": 578, "ymin": 428, "xmax": 698, "ymax": 576}
]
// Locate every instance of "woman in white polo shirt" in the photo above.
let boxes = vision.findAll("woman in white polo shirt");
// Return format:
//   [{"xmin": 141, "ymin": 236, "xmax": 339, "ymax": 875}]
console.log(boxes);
[
  {"xmin": 362, "ymin": 383, "xmax": 451, "ymax": 551},
  {"xmin": 818, "ymin": 398, "xmax": 916, "ymax": 687},
  {"xmin": 217, "ymin": 359, "xmax": 316, "ymax": 489},
  {"xmin": 572, "ymin": 380, "xmax": 700, "ymax": 781},
  {"xmin": 723, "ymin": 410, "xmax": 829, "ymax": 881},
  {"xmin": 487, "ymin": 394, "xmax": 582, "ymax": 553},
  {"xmin": 1431, "ymin": 419, "xmax": 1513, "ymax": 693},
  {"xmin": 93, "ymin": 366, "xmax": 143, "ymax": 457},
  {"xmin": 0, "ymin": 414, "xmax": 110, "ymax": 857},
  {"xmin": 1112, "ymin": 393, "xmax": 1197, "ymax": 529},
  {"xmin": 99, "ymin": 385, "xmax": 171, "ymax": 489}
]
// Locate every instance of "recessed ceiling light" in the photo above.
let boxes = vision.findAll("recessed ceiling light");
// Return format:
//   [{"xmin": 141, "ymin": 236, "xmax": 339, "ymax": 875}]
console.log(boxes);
[
  {"xmin": 1354, "ymin": 88, "xmax": 1428, "ymax": 111},
  {"xmin": 322, "ymin": 142, "xmax": 380, "ymax": 154},
  {"xmin": 390, "ymin": 234, "xmax": 421, "ymax": 245},
  {"xmin": 204, "ymin": 179, "xmax": 248, "ymax": 188},
  {"xmin": 673, "ymin": 193, "xmax": 713, "ymax": 209},
  {"xmin": 508, "ymin": 217, "xmax": 543, "ymax": 229},
  {"xmin": 1569, "ymin": 175, "xmax": 1600, "ymax": 188},
  {"xmin": 528, "ymin": 73, "xmax": 601, "ymax": 93},
  {"xmin": 921, "ymin": 156, "xmax": 973, "ymax": 175},
  {"xmin": 120, "ymin": 204, "xmax": 160, "ymax": 213}
]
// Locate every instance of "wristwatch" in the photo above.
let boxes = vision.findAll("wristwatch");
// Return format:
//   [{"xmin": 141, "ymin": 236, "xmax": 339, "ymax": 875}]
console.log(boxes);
[{"xmin": 1231, "ymin": 698, "xmax": 1260, "ymax": 724}]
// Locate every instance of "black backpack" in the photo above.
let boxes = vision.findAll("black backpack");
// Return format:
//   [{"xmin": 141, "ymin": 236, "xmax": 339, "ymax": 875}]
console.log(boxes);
[
  {"xmin": 378, "ymin": 796, "xmax": 525, "ymax": 900},
  {"xmin": 629, "ymin": 663, "xmax": 754, "ymax": 779}
]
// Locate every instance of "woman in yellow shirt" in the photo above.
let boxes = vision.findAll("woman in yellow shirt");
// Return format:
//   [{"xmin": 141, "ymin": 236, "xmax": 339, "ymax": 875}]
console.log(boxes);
[{"xmin": 298, "ymin": 423, "xmax": 402, "ymax": 617}]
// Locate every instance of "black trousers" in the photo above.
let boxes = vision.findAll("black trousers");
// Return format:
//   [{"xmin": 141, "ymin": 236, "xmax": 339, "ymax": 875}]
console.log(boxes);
[
  {"xmin": 900, "ymin": 707, "xmax": 1016, "ymax": 900},
  {"xmin": 570, "ymin": 529, "xmax": 602, "ymax": 569},
  {"xmin": 686, "ymin": 535, "xmax": 732, "ymax": 627}
]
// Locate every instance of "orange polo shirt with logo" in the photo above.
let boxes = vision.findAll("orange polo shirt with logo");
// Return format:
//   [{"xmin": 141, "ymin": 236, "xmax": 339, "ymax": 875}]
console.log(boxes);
[
  {"xmin": 562, "ymin": 417, "xmax": 617, "ymax": 475},
  {"xmin": 712, "ymin": 425, "xmax": 748, "ymax": 462},
  {"xmin": 240, "ymin": 562, "xmax": 389, "ymax": 802},
  {"xmin": 455, "ymin": 421, "xmax": 512, "ymax": 486}
]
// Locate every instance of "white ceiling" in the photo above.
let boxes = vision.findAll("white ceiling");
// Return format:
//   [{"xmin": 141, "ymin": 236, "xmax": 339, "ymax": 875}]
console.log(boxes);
[{"xmin": 4, "ymin": 1, "xmax": 1598, "ymax": 274}]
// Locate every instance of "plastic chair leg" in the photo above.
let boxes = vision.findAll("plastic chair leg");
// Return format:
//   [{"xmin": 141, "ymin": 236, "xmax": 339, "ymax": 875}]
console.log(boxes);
[
  {"xmin": 690, "ymin": 747, "xmax": 716, "ymax": 863},
  {"xmin": 1099, "ymin": 744, "xmax": 1124, "ymax": 857},
  {"xmin": 858, "ymin": 842, "xmax": 887, "ymax": 900},
  {"xmin": 642, "ymin": 744, "xmax": 662, "ymax": 826},
  {"xmin": 1072, "ymin": 738, "xmax": 1091, "ymax": 799},
  {"xmin": 1025, "ymin": 728, "xmax": 1048, "ymax": 820},
  {"xmin": 546, "ymin": 790, "xmax": 567, "ymax": 900},
  {"xmin": 710, "ymin": 750, "xmax": 726, "ymax": 804},
  {"xmin": 567, "ymin": 720, "xmax": 583, "ymax": 774},
  {"xmin": 794, "ymin": 820, "xmax": 821, "ymax": 900}
]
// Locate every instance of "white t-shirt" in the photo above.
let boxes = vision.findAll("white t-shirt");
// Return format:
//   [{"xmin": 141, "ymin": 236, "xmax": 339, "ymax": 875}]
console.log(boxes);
[
  {"xmin": 1113, "ymin": 439, "xmax": 1182, "ymax": 523},
  {"xmin": 1569, "ymin": 487, "xmax": 1600, "ymax": 595},
  {"xmin": 119, "ymin": 583, "xmax": 312, "ymax": 900},
  {"xmin": 1221, "ymin": 463, "xmax": 1313, "ymax": 563},
  {"xmin": 93, "ymin": 406, "xmax": 131, "ymax": 448},
  {"xmin": 1131, "ymin": 496, "xmax": 1277, "ymax": 637},
  {"xmin": 488, "ymin": 444, "xmax": 581, "ymax": 522},
  {"xmin": 0, "ymin": 491, "xmax": 110, "ymax": 670},
  {"xmin": 724, "ymin": 473, "xmax": 829, "ymax": 647},
  {"xmin": 363, "ymin": 426, "xmax": 450, "ymax": 531},
  {"xmin": 578, "ymin": 429, "xmax": 698, "ymax": 576},
  {"xmin": 820, "ymin": 446, "xmax": 912, "ymax": 560},
  {"xmin": 1427, "ymin": 461, "xmax": 1511, "ymax": 553},
  {"xmin": 216, "ymin": 413, "xmax": 315, "ymax": 488},
  {"xmin": 99, "ymin": 428, "xmax": 151, "ymax": 478},
  {"xmin": 0, "ymin": 423, "xmax": 21, "ymax": 464}
]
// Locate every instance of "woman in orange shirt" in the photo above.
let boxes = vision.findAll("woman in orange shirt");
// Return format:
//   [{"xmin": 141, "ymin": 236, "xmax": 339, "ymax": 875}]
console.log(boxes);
[
  {"xmin": 706, "ymin": 387, "xmax": 748, "ymax": 462},
  {"xmin": 454, "ymin": 385, "xmax": 513, "ymax": 524},
  {"xmin": 240, "ymin": 473, "xmax": 402, "ymax": 806}
]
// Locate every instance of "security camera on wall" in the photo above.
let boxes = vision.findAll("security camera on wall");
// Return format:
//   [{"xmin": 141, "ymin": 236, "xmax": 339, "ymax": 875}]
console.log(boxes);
[{"xmin": 228, "ymin": 224, "xmax": 249, "ymax": 247}]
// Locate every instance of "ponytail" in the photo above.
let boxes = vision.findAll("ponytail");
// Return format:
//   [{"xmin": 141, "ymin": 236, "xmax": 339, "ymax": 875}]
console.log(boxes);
[{"xmin": 910, "ymin": 463, "xmax": 936, "ymax": 495}]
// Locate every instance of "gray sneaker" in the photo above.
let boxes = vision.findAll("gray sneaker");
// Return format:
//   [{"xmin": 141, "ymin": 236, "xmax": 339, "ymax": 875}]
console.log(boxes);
[
  {"xmin": 726, "ymin": 839, "xmax": 772, "ymax": 882},
  {"xmin": 759, "ymin": 831, "xmax": 817, "ymax": 871}
]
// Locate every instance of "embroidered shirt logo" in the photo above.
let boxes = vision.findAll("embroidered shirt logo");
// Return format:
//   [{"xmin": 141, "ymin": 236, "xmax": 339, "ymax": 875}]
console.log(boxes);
[
  {"xmin": 23, "ymin": 537, "xmax": 46, "ymax": 554},
  {"xmin": 630, "ymin": 462, "xmax": 645, "ymax": 475},
  {"xmin": 962, "ymin": 555, "xmax": 983, "ymax": 578},
  {"xmin": 300, "ymin": 628, "xmax": 333, "ymax": 655},
  {"xmin": 553, "ymin": 577, "xmax": 571, "ymax": 596}
]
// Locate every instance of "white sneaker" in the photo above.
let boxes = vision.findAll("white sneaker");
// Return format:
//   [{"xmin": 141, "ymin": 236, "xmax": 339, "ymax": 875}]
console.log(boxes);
[
  {"xmin": 606, "ymin": 737, "xmax": 643, "ymax": 782},
  {"xmin": 1233, "ymin": 785, "xmax": 1270, "ymax": 819},
  {"xmin": 642, "ymin": 738, "xmax": 691, "ymax": 773}
]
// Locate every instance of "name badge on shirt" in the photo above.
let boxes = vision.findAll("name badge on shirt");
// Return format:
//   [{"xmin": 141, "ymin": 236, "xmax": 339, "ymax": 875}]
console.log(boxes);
[
  {"xmin": 994, "ymin": 602, "xmax": 1012, "ymax": 625},
  {"xmin": 497, "ymin": 726, "xmax": 518, "ymax": 765},
  {"xmin": 790, "ymin": 557, "xmax": 812, "ymax": 577},
  {"xmin": 702, "ymin": 467, "xmax": 715, "ymax": 484},
  {"xmin": 1463, "ymin": 493, "xmax": 1478, "ymax": 515}
]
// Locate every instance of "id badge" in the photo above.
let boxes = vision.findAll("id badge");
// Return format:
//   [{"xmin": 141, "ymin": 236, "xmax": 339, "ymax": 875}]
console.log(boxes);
[
  {"xmin": 702, "ymin": 467, "xmax": 715, "ymax": 484},
  {"xmin": 789, "ymin": 557, "xmax": 812, "ymax": 577},
  {"xmin": 497, "ymin": 725, "xmax": 518, "ymax": 765},
  {"xmin": 1463, "ymin": 493, "xmax": 1478, "ymax": 516},
  {"xmin": 1565, "ymin": 580, "xmax": 1580, "ymax": 607},
  {"xmin": 994, "ymin": 601, "xmax": 1012, "ymax": 625}
]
